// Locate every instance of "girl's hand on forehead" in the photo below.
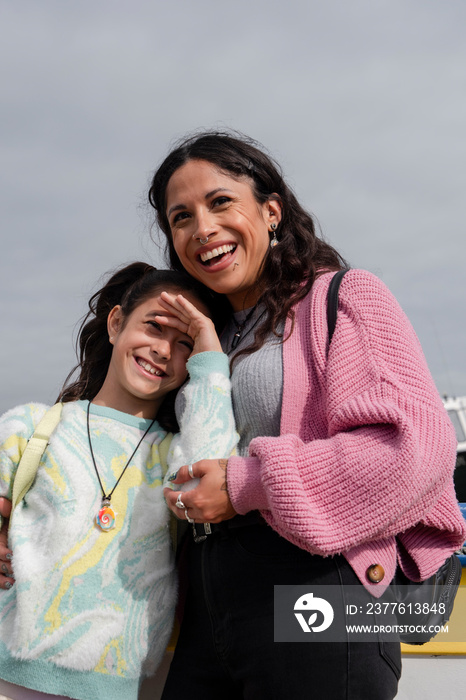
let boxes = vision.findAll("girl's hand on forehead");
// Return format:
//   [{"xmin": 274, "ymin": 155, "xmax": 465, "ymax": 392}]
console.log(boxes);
[{"xmin": 156, "ymin": 292, "xmax": 222, "ymax": 355}]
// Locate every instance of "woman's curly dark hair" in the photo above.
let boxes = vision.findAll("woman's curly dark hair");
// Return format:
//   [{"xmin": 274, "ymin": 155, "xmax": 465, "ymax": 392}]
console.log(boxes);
[{"xmin": 148, "ymin": 130, "xmax": 347, "ymax": 360}]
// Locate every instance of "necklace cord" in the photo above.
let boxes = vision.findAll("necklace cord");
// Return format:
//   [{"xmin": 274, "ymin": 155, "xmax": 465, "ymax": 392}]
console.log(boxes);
[
  {"xmin": 229, "ymin": 308, "xmax": 266, "ymax": 353},
  {"xmin": 86, "ymin": 401, "xmax": 156, "ymax": 501}
]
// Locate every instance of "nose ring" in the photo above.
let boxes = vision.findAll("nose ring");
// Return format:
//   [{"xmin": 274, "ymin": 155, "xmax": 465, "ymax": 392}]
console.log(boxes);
[{"xmin": 193, "ymin": 232, "xmax": 211, "ymax": 245}]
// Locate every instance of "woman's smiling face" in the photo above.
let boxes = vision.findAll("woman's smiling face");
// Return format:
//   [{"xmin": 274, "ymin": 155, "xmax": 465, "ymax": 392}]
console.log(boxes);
[{"xmin": 165, "ymin": 159, "xmax": 281, "ymax": 311}]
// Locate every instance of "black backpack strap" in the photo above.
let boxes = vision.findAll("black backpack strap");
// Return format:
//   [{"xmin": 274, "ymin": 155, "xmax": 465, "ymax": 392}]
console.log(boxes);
[{"xmin": 326, "ymin": 269, "xmax": 348, "ymax": 353}]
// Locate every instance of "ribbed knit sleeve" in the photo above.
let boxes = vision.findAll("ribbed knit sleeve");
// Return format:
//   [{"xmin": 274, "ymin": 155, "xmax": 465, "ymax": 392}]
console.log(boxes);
[{"xmin": 226, "ymin": 269, "xmax": 465, "ymax": 558}]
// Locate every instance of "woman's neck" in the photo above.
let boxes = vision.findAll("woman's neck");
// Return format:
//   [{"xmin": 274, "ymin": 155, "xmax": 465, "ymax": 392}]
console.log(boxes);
[{"xmin": 227, "ymin": 286, "xmax": 262, "ymax": 313}]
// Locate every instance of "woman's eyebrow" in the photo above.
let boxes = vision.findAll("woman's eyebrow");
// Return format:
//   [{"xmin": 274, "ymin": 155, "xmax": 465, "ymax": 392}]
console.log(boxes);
[
  {"xmin": 167, "ymin": 202, "xmax": 186, "ymax": 218},
  {"xmin": 167, "ymin": 188, "xmax": 232, "ymax": 218},
  {"xmin": 205, "ymin": 187, "xmax": 231, "ymax": 198}
]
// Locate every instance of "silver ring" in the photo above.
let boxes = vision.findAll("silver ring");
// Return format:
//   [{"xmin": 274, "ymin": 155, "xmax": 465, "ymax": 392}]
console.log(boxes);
[
  {"xmin": 194, "ymin": 232, "xmax": 211, "ymax": 245},
  {"xmin": 185, "ymin": 508, "xmax": 194, "ymax": 524},
  {"xmin": 188, "ymin": 464, "xmax": 194, "ymax": 479},
  {"xmin": 175, "ymin": 493, "xmax": 186, "ymax": 510}
]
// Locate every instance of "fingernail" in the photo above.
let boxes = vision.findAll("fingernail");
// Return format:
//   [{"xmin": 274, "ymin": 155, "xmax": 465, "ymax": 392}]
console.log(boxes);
[
  {"xmin": 4, "ymin": 581, "xmax": 13, "ymax": 590},
  {"xmin": 5, "ymin": 554, "xmax": 12, "ymax": 561},
  {"xmin": 1, "ymin": 564, "xmax": 8, "ymax": 575},
  {"xmin": 168, "ymin": 472, "xmax": 178, "ymax": 482}
]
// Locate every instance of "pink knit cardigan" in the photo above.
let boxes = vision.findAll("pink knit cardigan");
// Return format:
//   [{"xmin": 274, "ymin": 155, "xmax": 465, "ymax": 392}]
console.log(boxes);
[{"xmin": 227, "ymin": 269, "xmax": 466, "ymax": 597}]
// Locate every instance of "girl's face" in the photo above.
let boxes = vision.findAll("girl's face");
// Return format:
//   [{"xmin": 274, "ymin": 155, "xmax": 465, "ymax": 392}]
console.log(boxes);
[
  {"xmin": 99, "ymin": 290, "xmax": 206, "ymax": 418},
  {"xmin": 165, "ymin": 159, "xmax": 281, "ymax": 311}
]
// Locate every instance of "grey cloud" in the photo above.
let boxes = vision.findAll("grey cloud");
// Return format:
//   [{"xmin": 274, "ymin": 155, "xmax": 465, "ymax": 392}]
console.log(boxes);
[{"xmin": 1, "ymin": 0, "xmax": 465, "ymax": 413}]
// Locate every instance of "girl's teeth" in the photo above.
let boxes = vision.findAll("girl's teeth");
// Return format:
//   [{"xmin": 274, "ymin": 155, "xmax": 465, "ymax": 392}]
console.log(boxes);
[
  {"xmin": 139, "ymin": 359, "xmax": 163, "ymax": 376},
  {"xmin": 200, "ymin": 244, "xmax": 234, "ymax": 263}
]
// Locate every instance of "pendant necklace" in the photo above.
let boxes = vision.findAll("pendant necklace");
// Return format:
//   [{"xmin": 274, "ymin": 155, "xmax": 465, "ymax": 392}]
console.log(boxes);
[
  {"xmin": 86, "ymin": 401, "xmax": 156, "ymax": 532},
  {"xmin": 229, "ymin": 306, "xmax": 266, "ymax": 352}
]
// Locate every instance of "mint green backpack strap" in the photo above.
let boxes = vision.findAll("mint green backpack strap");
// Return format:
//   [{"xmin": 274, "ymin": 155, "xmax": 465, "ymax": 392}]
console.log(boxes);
[{"xmin": 12, "ymin": 403, "xmax": 63, "ymax": 511}]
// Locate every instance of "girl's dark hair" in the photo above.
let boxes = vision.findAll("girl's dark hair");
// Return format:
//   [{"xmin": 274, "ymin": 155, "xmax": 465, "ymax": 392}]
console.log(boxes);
[
  {"xmin": 148, "ymin": 130, "xmax": 347, "ymax": 360},
  {"xmin": 58, "ymin": 262, "xmax": 223, "ymax": 431}
]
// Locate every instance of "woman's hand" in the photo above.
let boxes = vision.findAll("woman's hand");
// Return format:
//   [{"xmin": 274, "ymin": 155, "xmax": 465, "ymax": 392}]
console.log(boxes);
[
  {"xmin": 156, "ymin": 291, "xmax": 222, "ymax": 355},
  {"xmin": 164, "ymin": 459, "xmax": 237, "ymax": 523},
  {"xmin": 0, "ymin": 497, "xmax": 14, "ymax": 589}
]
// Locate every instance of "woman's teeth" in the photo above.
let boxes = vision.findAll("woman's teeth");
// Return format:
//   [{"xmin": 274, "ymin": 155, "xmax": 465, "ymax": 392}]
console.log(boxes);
[
  {"xmin": 200, "ymin": 244, "xmax": 235, "ymax": 263},
  {"xmin": 137, "ymin": 359, "xmax": 163, "ymax": 376}
]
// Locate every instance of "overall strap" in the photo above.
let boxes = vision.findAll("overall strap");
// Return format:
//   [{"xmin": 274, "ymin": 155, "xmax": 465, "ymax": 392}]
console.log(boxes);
[{"xmin": 12, "ymin": 403, "xmax": 63, "ymax": 511}]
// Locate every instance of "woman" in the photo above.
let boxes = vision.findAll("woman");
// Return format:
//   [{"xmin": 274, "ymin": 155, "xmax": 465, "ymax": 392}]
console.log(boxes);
[{"xmin": 148, "ymin": 131, "xmax": 465, "ymax": 699}]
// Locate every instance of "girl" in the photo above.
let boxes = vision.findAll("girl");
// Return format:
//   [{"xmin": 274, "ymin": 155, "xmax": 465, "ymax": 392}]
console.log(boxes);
[
  {"xmin": 149, "ymin": 131, "xmax": 466, "ymax": 700},
  {"xmin": 0, "ymin": 262, "xmax": 238, "ymax": 700}
]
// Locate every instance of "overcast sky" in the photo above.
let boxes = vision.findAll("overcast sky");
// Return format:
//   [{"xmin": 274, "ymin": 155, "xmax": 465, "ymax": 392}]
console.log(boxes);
[{"xmin": 1, "ymin": 0, "xmax": 465, "ymax": 415}]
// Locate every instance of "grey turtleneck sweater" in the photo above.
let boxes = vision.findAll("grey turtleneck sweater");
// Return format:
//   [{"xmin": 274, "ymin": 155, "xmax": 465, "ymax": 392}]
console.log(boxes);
[{"xmin": 220, "ymin": 306, "xmax": 283, "ymax": 456}]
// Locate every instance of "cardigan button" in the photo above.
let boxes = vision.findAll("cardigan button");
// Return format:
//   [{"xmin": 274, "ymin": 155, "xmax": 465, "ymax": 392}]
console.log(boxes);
[{"xmin": 367, "ymin": 564, "xmax": 385, "ymax": 583}]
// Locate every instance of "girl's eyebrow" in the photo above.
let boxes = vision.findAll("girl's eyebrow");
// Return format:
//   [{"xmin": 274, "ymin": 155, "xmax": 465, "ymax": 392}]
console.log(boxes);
[
  {"xmin": 144, "ymin": 311, "xmax": 172, "ymax": 319},
  {"xmin": 167, "ymin": 187, "xmax": 232, "ymax": 218}
]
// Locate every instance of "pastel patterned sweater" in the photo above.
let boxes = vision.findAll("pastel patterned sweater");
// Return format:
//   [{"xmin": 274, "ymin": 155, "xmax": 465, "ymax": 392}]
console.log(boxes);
[
  {"xmin": 0, "ymin": 352, "xmax": 238, "ymax": 700},
  {"xmin": 226, "ymin": 269, "xmax": 466, "ymax": 596}
]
